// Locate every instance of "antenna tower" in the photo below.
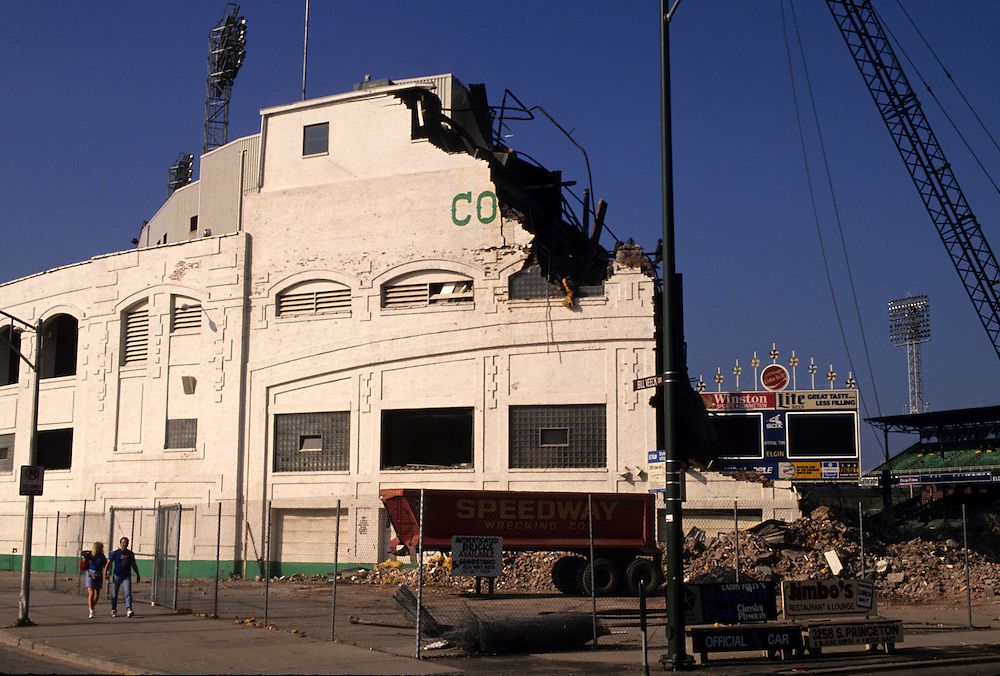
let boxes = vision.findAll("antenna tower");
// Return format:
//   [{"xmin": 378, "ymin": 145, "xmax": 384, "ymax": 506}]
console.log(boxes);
[
  {"xmin": 204, "ymin": 4, "xmax": 247, "ymax": 155},
  {"xmin": 889, "ymin": 295, "xmax": 930, "ymax": 414}
]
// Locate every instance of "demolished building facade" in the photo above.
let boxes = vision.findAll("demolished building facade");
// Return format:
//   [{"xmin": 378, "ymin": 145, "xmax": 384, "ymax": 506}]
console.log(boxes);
[{"xmin": 0, "ymin": 75, "xmax": 798, "ymax": 575}]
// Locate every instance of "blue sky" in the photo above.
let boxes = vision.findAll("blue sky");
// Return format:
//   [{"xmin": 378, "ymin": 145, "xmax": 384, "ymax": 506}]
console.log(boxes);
[{"xmin": 2, "ymin": 2, "xmax": 998, "ymax": 468}]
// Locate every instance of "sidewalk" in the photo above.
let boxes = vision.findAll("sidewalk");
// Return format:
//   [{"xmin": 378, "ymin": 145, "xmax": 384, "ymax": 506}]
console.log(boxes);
[
  {"xmin": 6, "ymin": 583, "xmax": 1000, "ymax": 675},
  {"xmin": 1, "ymin": 587, "xmax": 458, "ymax": 675}
]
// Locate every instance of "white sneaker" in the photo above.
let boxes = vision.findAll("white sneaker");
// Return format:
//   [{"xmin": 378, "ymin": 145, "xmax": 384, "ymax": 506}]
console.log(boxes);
[
  {"xmin": 88, "ymin": 609, "xmax": 94, "ymax": 619},
  {"xmin": 126, "ymin": 609, "xmax": 134, "ymax": 618},
  {"xmin": 111, "ymin": 610, "xmax": 117, "ymax": 618}
]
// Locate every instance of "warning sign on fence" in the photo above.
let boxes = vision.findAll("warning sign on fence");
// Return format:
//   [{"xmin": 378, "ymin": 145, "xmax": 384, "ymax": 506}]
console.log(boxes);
[{"xmin": 451, "ymin": 535, "xmax": 502, "ymax": 578}]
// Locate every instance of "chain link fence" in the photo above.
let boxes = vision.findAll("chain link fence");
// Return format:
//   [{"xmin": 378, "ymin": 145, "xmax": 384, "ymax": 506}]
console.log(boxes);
[{"xmin": 6, "ymin": 489, "xmax": 1000, "ymax": 659}]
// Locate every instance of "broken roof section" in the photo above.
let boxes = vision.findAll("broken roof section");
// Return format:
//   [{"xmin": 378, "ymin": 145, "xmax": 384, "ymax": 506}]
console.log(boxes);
[{"xmin": 387, "ymin": 74, "xmax": 641, "ymax": 289}]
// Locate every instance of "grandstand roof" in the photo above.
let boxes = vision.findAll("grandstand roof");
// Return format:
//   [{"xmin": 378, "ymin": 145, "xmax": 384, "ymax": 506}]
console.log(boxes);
[{"xmin": 865, "ymin": 406, "xmax": 1000, "ymax": 478}]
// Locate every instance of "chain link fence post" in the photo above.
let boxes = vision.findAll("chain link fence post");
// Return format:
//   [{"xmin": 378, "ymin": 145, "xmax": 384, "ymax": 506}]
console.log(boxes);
[
  {"xmin": 330, "ymin": 498, "xmax": 341, "ymax": 641},
  {"xmin": 264, "ymin": 500, "xmax": 272, "ymax": 627},
  {"xmin": 214, "ymin": 501, "xmax": 222, "ymax": 619},
  {"xmin": 52, "ymin": 511, "xmax": 60, "ymax": 590},
  {"xmin": 415, "ymin": 488, "xmax": 425, "ymax": 659}
]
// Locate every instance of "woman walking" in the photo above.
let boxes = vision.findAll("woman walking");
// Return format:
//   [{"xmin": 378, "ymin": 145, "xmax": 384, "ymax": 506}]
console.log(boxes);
[{"xmin": 83, "ymin": 542, "xmax": 107, "ymax": 619}]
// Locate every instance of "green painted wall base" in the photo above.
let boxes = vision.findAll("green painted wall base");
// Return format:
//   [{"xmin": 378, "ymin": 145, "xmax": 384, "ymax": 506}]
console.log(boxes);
[{"xmin": 0, "ymin": 553, "xmax": 377, "ymax": 580}]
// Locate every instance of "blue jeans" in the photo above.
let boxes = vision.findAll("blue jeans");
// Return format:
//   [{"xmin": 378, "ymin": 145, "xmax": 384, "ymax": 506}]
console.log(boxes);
[{"xmin": 111, "ymin": 575, "xmax": 132, "ymax": 612}]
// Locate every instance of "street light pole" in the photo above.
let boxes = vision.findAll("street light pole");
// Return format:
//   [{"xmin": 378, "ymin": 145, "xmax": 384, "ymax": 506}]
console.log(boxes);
[
  {"xmin": 2, "ymin": 310, "xmax": 42, "ymax": 626},
  {"xmin": 658, "ymin": 0, "xmax": 693, "ymax": 670}
]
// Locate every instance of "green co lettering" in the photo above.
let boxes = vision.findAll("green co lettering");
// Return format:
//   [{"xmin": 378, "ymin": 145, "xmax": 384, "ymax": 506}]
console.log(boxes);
[{"xmin": 452, "ymin": 191, "xmax": 498, "ymax": 226}]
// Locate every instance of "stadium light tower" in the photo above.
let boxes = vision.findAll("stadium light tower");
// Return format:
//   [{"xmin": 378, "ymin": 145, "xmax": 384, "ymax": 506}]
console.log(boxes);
[
  {"xmin": 168, "ymin": 153, "xmax": 194, "ymax": 195},
  {"xmin": 889, "ymin": 295, "xmax": 930, "ymax": 414},
  {"xmin": 204, "ymin": 4, "xmax": 247, "ymax": 155}
]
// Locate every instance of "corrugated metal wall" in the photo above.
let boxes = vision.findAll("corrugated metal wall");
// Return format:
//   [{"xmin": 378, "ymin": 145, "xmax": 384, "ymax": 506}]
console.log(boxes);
[{"xmin": 199, "ymin": 134, "xmax": 261, "ymax": 237}]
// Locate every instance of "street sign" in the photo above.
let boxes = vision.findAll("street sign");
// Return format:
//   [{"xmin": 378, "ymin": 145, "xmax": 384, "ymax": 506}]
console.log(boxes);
[
  {"xmin": 633, "ymin": 374, "xmax": 664, "ymax": 391},
  {"xmin": 19, "ymin": 465, "xmax": 43, "ymax": 496}
]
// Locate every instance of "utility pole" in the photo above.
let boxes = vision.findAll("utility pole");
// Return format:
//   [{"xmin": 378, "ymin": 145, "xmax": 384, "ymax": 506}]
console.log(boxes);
[
  {"xmin": 658, "ymin": 0, "xmax": 692, "ymax": 670},
  {"xmin": 2, "ymin": 310, "xmax": 42, "ymax": 626}
]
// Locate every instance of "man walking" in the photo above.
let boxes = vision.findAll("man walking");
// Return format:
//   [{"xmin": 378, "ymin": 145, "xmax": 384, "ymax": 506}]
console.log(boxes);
[{"xmin": 105, "ymin": 537, "xmax": 141, "ymax": 618}]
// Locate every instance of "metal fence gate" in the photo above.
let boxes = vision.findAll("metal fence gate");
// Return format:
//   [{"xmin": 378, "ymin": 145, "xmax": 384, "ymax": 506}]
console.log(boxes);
[
  {"xmin": 152, "ymin": 504, "xmax": 182, "ymax": 609},
  {"xmin": 108, "ymin": 504, "xmax": 182, "ymax": 610}
]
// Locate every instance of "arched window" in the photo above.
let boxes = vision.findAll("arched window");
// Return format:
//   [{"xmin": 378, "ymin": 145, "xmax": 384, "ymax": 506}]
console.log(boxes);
[
  {"xmin": 0, "ymin": 325, "xmax": 22, "ymax": 386},
  {"xmin": 40, "ymin": 314, "xmax": 78, "ymax": 379}
]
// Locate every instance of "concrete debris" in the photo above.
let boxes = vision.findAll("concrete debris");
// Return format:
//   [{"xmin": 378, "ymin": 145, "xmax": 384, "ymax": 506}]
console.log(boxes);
[
  {"xmin": 261, "ymin": 507, "xmax": 999, "ymax": 605},
  {"xmin": 683, "ymin": 506, "xmax": 1000, "ymax": 603}
]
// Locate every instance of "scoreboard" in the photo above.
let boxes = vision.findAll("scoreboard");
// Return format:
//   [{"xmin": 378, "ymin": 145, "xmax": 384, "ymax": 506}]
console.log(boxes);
[{"xmin": 701, "ymin": 390, "xmax": 860, "ymax": 482}]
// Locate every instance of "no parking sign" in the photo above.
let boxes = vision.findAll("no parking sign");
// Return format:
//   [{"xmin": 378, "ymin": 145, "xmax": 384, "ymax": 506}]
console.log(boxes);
[{"xmin": 19, "ymin": 465, "xmax": 43, "ymax": 496}]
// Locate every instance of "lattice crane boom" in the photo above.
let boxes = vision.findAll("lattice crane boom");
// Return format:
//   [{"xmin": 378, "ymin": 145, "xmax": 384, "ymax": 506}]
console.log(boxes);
[{"xmin": 826, "ymin": 0, "xmax": 1000, "ymax": 362}]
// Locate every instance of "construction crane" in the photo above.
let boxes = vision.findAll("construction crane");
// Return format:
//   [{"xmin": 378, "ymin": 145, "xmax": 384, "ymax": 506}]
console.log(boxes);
[{"xmin": 826, "ymin": 0, "xmax": 1000, "ymax": 362}]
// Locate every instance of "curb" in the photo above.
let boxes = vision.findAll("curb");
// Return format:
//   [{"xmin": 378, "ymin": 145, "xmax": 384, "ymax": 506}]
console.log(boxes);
[{"xmin": 0, "ymin": 627, "xmax": 167, "ymax": 675}]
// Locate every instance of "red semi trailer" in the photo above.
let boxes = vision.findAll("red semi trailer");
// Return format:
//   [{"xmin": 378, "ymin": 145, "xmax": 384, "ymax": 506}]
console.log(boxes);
[{"xmin": 379, "ymin": 488, "xmax": 664, "ymax": 596}]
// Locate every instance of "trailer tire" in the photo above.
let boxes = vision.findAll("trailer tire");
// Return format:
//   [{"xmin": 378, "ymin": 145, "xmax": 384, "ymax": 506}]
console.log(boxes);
[
  {"xmin": 625, "ymin": 557, "xmax": 663, "ymax": 596},
  {"xmin": 582, "ymin": 558, "xmax": 620, "ymax": 596},
  {"xmin": 552, "ymin": 556, "xmax": 587, "ymax": 595}
]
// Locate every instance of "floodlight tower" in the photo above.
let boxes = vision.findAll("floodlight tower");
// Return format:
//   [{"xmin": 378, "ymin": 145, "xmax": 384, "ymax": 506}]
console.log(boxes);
[
  {"xmin": 889, "ymin": 295, "xmax": 930, "ymax": 414},
  {"xmin": 168, "ymin": 153, "xmax": 194, "ymax": 195},
  {"xmin": 204, "ymin": 4, "xmax": 247, "ymax": 155}
]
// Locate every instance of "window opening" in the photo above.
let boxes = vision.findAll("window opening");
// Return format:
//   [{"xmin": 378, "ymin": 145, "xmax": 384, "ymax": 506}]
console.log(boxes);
[
  {"xmin": 303, "ymin": 122, "xmax": 329, "ymax": 156},
  {"xmin": 0, "ymin": 433, "xmax": 13, "ymax": 473},
  {"xmin": 299, "ymin": 435, "xmax": 323, "ymax": 451},
  {"xmin": 189, "ymin": 215, "xmax": 198, "ymax": 233},
  {"xmin": 0, "ymin": 326, "xmax": 21, "ymax": 386},
  {"xmin": 509, "ymin": 404, "xmax": 605, "ymax": 468},
  {"xmin": 381, "ymin": 407, "xmax": 473, "ymax": 469},
  {"xmin": 539, "ymin": 428, "xmax": 569, "ymax": 447},
  {"xmin": 40, "ymin": 314, "xmax": 78, "ymax": 379},
  {"xmin": 37, "ymin": 428, "xmax": 72, "ymax": 470}
]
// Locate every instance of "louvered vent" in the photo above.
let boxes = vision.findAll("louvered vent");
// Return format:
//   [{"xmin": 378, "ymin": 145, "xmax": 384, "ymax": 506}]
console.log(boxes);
[
  {"xmin": 277, "ymin": 286, "xmax": 350, "ymax": 316},
  {"xmin": 123, "ymin": 307, "xmax": 149, "ymax": 365},
  {"xmin": 382, "ymin": 281, "xmax": 473, "ymax": 308},
  {"xmin": 172, "ymin": 303, "xmax": 201, "ymax": 332}
]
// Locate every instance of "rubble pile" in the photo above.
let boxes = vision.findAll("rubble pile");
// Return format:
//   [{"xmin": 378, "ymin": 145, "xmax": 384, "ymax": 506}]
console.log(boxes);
[
  {"xmin": 340, "ymin": 552, "xmax": 561, "ymax": 593},
  {"xmin": 261, "ymin": 506, "xmax": 1000, "ymax": 603},
  {"xmin": 684, "ymin": 505, "xmax": 1000, "ymax": 602}
]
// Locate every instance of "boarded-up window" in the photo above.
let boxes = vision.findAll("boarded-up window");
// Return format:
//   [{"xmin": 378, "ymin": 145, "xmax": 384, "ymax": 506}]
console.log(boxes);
[
  {"xmin": 509, "ymin": 404, "xmax": 606, "ymax": 469},
  {"xmin": 273, "ymin": 412, "xmax": 350, "ymax": 472},
  {"xmin": 509, "ymin": 265, "xmax": 604, "ymax": 300},
  {"xmin": 0, "ymin": 433, "xmax": 13, "ymax": 473},
  {"xmin": 165, "ymin": 418, "xmax": 198, "ymax": 449}
]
